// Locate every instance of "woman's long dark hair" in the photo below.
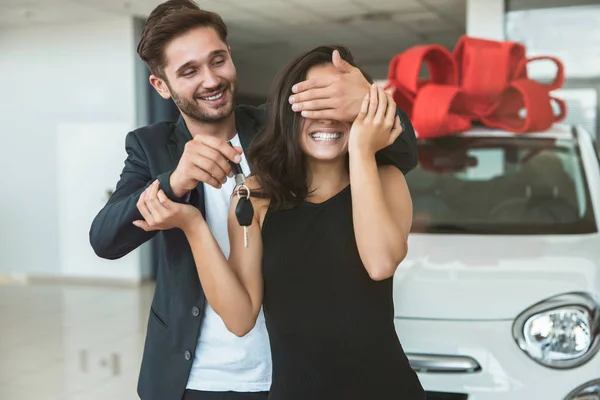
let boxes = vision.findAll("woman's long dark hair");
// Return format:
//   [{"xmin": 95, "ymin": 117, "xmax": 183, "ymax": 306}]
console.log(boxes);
[{"xmin": 247, "ymin": 45, "xmax": 368, "ymax": 210}]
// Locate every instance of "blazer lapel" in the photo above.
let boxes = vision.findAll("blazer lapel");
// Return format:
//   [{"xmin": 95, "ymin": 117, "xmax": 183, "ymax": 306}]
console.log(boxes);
[
  {"xmin": 168, "ymin": 117, "xmax": 206, "ymax": 217},
  {"xmin": 235, "ymin": 108, "xmax": 258, "ymax": 153}
]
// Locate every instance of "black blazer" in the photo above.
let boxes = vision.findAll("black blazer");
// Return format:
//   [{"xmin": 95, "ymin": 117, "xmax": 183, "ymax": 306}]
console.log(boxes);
[{"xmin": 89, "ymin": 104, "xmax": 418, "ymax": 400}]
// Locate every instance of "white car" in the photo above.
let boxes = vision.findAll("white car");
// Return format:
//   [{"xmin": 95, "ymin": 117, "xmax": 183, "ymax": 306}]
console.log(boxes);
[{"xmin": 397, "ymin": 124, "xmax": 600, "ymax": 400}]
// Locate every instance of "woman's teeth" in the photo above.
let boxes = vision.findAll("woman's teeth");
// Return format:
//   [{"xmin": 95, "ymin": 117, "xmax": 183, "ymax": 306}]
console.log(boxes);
[
  {"xmin": 310, "ymin": 132, "xmax": 341, "ymax": 141},
  {"xmin": 201, "ymin": 92, "xmax": 224, "ymax": 101}
]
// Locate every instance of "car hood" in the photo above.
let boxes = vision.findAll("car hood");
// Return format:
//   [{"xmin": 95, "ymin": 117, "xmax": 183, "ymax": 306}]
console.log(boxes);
[{"xmin": 393, "ymin": 234, "xmax": 600, "ymax": 320}]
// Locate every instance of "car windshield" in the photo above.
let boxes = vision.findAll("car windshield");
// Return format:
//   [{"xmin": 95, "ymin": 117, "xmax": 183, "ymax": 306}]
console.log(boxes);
[{"xmin": 406, "ymin": 133, "xmax": 597, "ymax": 235}]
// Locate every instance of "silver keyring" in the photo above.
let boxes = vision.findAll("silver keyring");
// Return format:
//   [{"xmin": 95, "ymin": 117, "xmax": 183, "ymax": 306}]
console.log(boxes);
[{"xmin": 236, "ymin": 184, "xmax": 251, "ymax": 199}]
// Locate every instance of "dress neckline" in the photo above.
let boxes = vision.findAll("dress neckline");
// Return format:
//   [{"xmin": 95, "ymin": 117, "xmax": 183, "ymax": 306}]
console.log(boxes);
[{"xmin": 303, "ymin": 184, "xmax": 351, "ymax": 207}]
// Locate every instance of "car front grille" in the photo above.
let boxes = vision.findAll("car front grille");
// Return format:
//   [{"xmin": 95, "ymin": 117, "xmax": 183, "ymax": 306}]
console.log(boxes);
[{"xmin": 426, "ymin": 391, "xmax": 468, "ymax": 400}]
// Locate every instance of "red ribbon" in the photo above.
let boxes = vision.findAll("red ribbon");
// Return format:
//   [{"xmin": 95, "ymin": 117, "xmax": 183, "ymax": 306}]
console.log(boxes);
[{"xmin": 386, "ymin": 35, "xmax": 567, "ymax": 139}]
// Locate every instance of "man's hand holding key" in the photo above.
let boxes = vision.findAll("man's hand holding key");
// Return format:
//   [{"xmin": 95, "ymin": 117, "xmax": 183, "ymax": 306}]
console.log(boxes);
[{"xmin": 170, "ymin": 135, "xmax": 244, "ymax": 197}]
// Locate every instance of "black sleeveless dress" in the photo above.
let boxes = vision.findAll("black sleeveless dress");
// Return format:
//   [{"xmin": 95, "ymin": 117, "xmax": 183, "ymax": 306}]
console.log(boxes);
[{"xmin": 261, "ymin": 185, "xmax": 425, "ymax": 400}]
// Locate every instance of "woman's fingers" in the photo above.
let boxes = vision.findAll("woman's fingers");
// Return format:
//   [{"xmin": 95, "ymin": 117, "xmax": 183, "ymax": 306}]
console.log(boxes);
[
  {"xmin": 389, "ymin": 115, "xmax": 403, "ymax": 145},
  {"xmin": 366, "ymin": 84, "xmax": 378, "ymax": 120},
  {"xmin": 356, "ymin": 93, "xmax": 369, "ymax": 122},
  {"xmin": 144, "ymin": 181, "xmax": 162, "ymax": 216},
  {"xmin": 374, "ymin": 86, "xmax": 388, "ymax": 124},
  {"xmin": 137, "ymin": 192, "xmax": 155, "ymax": 226},
  {"xmin": 384, "ymin": 92, "xmax": 397, "ymax": 127}
]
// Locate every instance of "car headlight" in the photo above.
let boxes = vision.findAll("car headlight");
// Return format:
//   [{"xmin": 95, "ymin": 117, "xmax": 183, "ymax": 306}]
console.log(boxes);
[
  {"xmin": 564, "ymin": 379, "xmax": 600, "ymax": 400},
  {"xmin": 512, "ymin": 292, "xmax": 600, "ymax": 369}
]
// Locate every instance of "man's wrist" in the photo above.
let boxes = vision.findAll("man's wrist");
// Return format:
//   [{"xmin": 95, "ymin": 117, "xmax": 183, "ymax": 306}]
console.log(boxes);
[{"xmin": 156, "ymin": 169, "xmax": 191, "ymax": 203}]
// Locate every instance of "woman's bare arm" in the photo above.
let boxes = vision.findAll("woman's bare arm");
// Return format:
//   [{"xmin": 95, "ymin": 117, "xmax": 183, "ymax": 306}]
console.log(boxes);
[
  {"xmin": 183, "ymin": 185, "xmax": 265, "ymax": 337},
  {"xmin": 349, "ymin": 85, "xmax": 413, "ymax": 280}
]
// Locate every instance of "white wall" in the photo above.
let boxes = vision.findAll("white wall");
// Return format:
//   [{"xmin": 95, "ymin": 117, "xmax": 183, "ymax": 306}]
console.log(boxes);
[
  {"xmin": 506, "ymin": 5, "xmax": 600, "ymax": 79},
  {"xmin": 0, "ymin": 17, "xmax": 142, "ymax": 281},
  {"xmin": 506, "ymin": 5, "xmax": 600, "ymax": 139},
  {"xmin": 466, "ymin": 0, "xmax": 506, "ymax": 40}
]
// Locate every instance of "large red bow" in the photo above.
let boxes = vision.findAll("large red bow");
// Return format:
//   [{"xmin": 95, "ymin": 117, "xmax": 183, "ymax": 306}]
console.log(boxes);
[{"xmin": 386, "ymin": 35, "xmax": 567, "ymax": 139}]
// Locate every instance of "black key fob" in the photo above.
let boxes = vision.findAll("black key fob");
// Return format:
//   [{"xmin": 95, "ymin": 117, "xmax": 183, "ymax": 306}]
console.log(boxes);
[{"xmin": 235, "ymin": 196, "xmax": 254, "ymax": 227}]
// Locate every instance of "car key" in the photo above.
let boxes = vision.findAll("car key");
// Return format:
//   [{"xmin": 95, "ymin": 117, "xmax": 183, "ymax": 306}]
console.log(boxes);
[
  {"xmin": 235, "ymin": 185, "xmax": 254, "ymax": 248},
  {"xmin": 227, "ymin": 141, "xmax": 246, "ymax": 186}
]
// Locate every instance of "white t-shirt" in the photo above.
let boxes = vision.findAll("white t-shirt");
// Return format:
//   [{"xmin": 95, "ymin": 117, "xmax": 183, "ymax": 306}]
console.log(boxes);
[{"xmin": 186, "ymin": 134, "xmax": 272, "ymax": 392}]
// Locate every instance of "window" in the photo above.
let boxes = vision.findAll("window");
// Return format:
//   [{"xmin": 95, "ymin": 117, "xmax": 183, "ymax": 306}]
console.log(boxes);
[{"xmin": 406, "ymin": 135, "xmax": 596, "ymax": 234}]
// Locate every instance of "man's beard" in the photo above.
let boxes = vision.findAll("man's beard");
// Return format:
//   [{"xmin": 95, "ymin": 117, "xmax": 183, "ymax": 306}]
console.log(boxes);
[{"xmin": 169, "ymin": 81, "xmax": 236, "ymax": 123}]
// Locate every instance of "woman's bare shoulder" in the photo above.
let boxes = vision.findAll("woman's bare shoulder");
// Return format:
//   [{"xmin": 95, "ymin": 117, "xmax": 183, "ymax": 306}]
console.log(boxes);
[{"xmin": 243, "ymin": 175, "xmax": 261, "ymax": 192}]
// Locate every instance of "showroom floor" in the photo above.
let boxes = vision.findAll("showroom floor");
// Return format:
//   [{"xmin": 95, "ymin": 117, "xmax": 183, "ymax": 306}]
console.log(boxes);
[{"xmin": 0, "ymin": 283, "xmax": 154, "ymax": 400}]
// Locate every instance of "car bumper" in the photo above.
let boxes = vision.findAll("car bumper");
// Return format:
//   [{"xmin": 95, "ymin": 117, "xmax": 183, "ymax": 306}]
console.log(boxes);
[{"xmin": 394, "ymin": 318, "xmax": 600, "ymax": 399}]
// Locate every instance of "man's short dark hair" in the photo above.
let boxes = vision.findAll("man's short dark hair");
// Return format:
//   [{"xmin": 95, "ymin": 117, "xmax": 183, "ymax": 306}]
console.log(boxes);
[{"xmin": 137, "ymin": 0, "xmax": 228, "ymax": 79}]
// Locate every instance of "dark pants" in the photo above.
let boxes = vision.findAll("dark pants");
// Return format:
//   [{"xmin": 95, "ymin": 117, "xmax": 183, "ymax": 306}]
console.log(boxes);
[{"xmin": 182, "ymin": 391, "xmax": 269, "ymax": 400}]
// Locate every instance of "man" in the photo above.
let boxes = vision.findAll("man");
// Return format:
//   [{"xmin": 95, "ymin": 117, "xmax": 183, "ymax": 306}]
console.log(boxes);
[{"xmin": 89, "ymin": 1, "xmax": 418, "ymax": 400}]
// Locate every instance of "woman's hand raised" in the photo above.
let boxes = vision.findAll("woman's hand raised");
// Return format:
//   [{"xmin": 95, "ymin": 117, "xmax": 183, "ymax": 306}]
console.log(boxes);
[{"xmin": 348, "ymin": 84, "xmax": 403, "ymax": 156}]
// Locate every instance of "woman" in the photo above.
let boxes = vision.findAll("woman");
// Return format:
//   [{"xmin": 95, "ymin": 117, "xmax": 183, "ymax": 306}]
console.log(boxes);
[{"xmin": 137, "ymin": 46, "xmax": 425, "ymax": 399}]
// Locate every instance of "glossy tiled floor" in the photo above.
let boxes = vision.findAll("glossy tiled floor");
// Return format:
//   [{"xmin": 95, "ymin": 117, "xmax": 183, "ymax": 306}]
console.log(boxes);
[{"xmin": 0, "ymin": 282, "xmax": 154, "ymax": 400}]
